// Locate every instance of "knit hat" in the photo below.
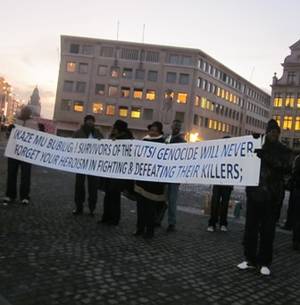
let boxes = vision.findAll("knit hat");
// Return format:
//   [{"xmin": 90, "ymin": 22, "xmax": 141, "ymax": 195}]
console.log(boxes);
[
  {"xmin": 84, "ymin": 114, "xmax": 95, "ymax": 123},
  {"xmin": 148, "ymin": 121, "xmax": 163, "ymax": 134},
  {"xmin": 113, "ymin": 120, "xmax": 128, "ymax": 131},
  {"xmin": 266, "ymin": 119, "xmax": 280, "ymax": 134}
]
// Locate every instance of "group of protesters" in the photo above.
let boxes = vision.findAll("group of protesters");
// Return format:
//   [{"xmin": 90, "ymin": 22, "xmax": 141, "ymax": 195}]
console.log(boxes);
[{"xmin": 2, "ymin": 110, "xmax": 300, "ymax": 277}]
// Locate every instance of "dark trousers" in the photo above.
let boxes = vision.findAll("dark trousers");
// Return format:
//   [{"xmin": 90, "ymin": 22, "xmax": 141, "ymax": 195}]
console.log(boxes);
[
  {"xmin": 136, "ymin": 195, "xmax": 156, "ymax": 234},
  {"xmin": 244, "ymin": 197, "xmax": 277, "ymax": 266},
  {"xmin": 74, "ymin": 174, "xmax": 98, "ymax": 212},
  {"xmin": 292, "ymin": 189, "xmax": 300, "ymax": 244},
  {"xmin": 102, "ymin": 191, "xmax": 121, "ymax": 224},
  {"xmin": 6, "ymin": 158, "xmax": 31, "ymax": 200},
  {"xmin": 208, "ymin": 186, "xmax": 232, "ymax": 227},
  {"xmin": 285, "ymin": 190, "xmax": 297, "ymax": 228}
]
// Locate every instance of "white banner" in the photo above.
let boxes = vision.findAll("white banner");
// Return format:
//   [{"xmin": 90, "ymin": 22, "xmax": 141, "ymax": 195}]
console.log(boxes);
[{"xmin": 4, "ymin": 125, "xmax": 262, "ymax": 186}]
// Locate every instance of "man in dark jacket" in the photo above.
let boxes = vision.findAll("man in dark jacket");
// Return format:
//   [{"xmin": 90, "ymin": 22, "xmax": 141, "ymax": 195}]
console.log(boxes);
[
  {"xmin": 165, "ymin": 120, "xmax": 186, "ymax": 232},
  {"xmin": 73, "ymin": 115, "xmax": 103, "ymax": 216},
  {"xmin": 99, "ymin": 120, "xmax": 133, "ymax": 225},
  {"xmin": 237, "ymin": 119, "xmax": 292, "ymax": 276}
]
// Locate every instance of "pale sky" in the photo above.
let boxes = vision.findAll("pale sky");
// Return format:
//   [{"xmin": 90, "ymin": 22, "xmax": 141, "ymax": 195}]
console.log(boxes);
[{"xmin": 0, "ymin": 0, "xmax": 299, "ymax": 119}]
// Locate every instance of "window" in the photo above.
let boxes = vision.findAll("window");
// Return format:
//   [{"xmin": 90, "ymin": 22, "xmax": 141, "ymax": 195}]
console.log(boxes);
[
  {"xmin": 95, "ymin": 84, "xmax": 105, "ymax": 95},
  {"xmin": 119, "ymin": 106, "xmax": 128, "ymax": 117},
  {"xmin": 143, "ymin": 108, "xmax": 153, "ymax": 120},
  {"xmin": 120, "ymin": 48, "xmax": 139, "ymax": 60},
  {"xmin": 166, "ymin": 72, "xmax": 176, "ymax": 83},
  {"xmin": 177, "ymin": 92, "xmax": 188, "ymax": 104},
  {"xmin": 287, "ymin": 72, "xmax": 296, "ymax": 84},
  {"xmin": 133, "ymin": 89, "xmax": 143, "ymax": 99},
  {"xmin": 98, "ymin": 65, "xmax": 107, "ymax": 76},
  {"xmin": 297, "ymin": 95, "xmax": 300, "ymax": 108},
  {"xmin": 283, "ymin": 116, "xmax": 293, "ymax": 130},
  {"xmin": 108, "ymin": 86, "xmax": 118, "ymax": 97},
  {"xmin": 111, "ymin": 67, "xmax": 120, "ymax": 78},
  {"xmin": 148, "ymin": 70, "xmax": 158, "ymax": 81},
  {"xmin": 122, "ymin": 68, "xmax": 133, "ymax": 79},
  {"xmin": 63, "ymin": 81, "xmax": 74, "ymax": 92},
  {"xmin": 92, "ymin": 102, "xmax": 104, "ymax": 114},
  {"xmin": 101, "ymin": 46, "xmax": 114, "ymax": 57},
  {"xmin": 193, "ymin": 115, "xmax": 199, "ymax": 125},
  {"xmin": 197, "ymin": 77, "xmax": 202, "ymax": 88},
  {"xmin": 106, "ymin": 105, "xmax": 115, "ymax": 116},
  {"xmin": 285, "ymin": 94, "xmax": 294, "ymax": 107},
  {"xmin": 182, "ymin": 56, "xmax": 192, "ymax": 66},
  {"xmin": 76, "ymin": 81, "xmax": 86, "ymax": 93},
  {"xmin": 135, "ymin": 69, "xmax": 145, "ymax": 80},
  {"xmin": 146, "ymin": 90, "xmax": 156, "ymax": 101},
  {"xmin": 131, "ymin": 107, "xmax": 141, "ymax": 119},
  {"xmin": 201, "ymin": 97, "xmax": 207, "ymax": 109},
  {"xmin": 82, "ymin": 45, "xmax": 93, "ymax": 55},
  {"xmin": 295, "ymin": 117, "xmax": 300, "ymax": 131},
  {"xmin": 217, "ymin": 87, "xmax": 221, "ymax": 97},
  {"xmin": 61, "ymin": 99, "xmax": 72, "ymax": 111},
  {"xmin": 175, "ymin": 112, "xmax": 185, "ymax": 122},
  {"xmin": 194, "ymin": 96, "xmax": 200, "ymax": 107},
  {"xmin": 66, "ymin": 62, "xmax": 76, "ymax": 72},
  {"xmin": 73, "ymin": 101, "xmax": 84, "ymax": 112},
  {"xmin": 146, "ymin": 51, "xmax": 159, "ymax": 63},
  {"xmin": 79, "ymin": 63, "xmax": 88, "ymax": 74},
  {"xmin": 70, "ymin": 44, "xmax": 79, "ymax": 54},
  {"xmin": 169, "ymin": 54, "xmax": 179, "ymax": 64},
  {"xmin": 121, "ymin": 87, "xmax": 130, "ymax": 98}
]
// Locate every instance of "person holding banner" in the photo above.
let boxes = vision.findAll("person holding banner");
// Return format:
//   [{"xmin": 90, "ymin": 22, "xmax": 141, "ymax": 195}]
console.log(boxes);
[
  {"xmin": 164, "ymin": 120, "xmax": 186, "ymax": 232},
  {"xmin": 3, "ymin": 106, "xmax": 39, "ymax": 205},
  {"xmin": 100, "ymin": 120, "xmax": 134, "ymax": 225},
  {"xmin": 134, "ymin": 121, "xmax": 166, "ymax": 239},
  {"xmin": 237, "ymin": 119, "xmax": 292, "ymax": 276},
  {"xmin": 72, "ymin": 115, "xmax": 103, "ymax": 216}
]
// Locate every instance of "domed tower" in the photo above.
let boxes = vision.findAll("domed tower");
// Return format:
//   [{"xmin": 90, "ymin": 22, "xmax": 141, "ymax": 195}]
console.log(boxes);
[{"xmin": 28, "ymin": 86, "xmax": 41, "ymax": 117}]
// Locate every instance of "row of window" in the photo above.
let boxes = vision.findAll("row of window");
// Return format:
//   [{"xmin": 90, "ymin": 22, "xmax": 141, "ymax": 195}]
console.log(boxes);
[
  {"xmin": 69, "ymin": 44, "xmax": 160, "ymax": 63},
  {"xmin": 61, "ymin": 99, "xmax": 155, "ymax": 120},
  {"xmin": 194, "ymin": 96, "xmax": 241, "ymax": 122},
  {"xmin": 246, "ymin": 116, "xmax": 267, "ymax": 130},
  {"xmin": 273, "ymin": 94, "xmax": 300, "ymax": 108},
  {"xmin": 246, "ymin": 101, "xmax": 268, "ymax": 118},
  {"xmin": 193, "ymin": 115, "xmax": 241, "ymax": 136},
  {"xmin": 198, "ymin": 58, "xmax": 269, "ymax": 106},
  {"xmin": 273, "ymin": 115, "xmax": 300, "ymax": 131}
]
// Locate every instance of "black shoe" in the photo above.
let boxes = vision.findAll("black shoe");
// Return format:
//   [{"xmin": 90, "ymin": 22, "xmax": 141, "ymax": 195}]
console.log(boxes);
[
  {"xmin": 133, "ymin": 229, "xmax": 144, "ymax": 236},
  {"xmin": 166, "ymin": 224, "xmax": 176, "ymax": 232},
  {"xmin": 72, "ymin": 209, "xmax": 83, "ymax": 215}
]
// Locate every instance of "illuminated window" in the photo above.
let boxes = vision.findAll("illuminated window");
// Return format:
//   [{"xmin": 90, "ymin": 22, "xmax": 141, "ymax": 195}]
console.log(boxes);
[
  {"xmin": 92, "ymin": 102, "xmax": 104, "ymax": 114},
  {"xmin": 272, "ymin": 116, "xmax": 281, "ymax": 127},
  {"xmin": 194, "ymin": 96, "xmax": 200, "ymax": 106},
  {"xmin": 146, "ymin": 90, "xmax": 156, "ymax": 101},
  {"xmin": 66, "ymin": 62, "xmax": 76, "ymax": 72},
  {"xmin": 283, "ymin": 116, "xmax": 292, "ymax": 130},
  {"xmin": 210, "ymin": 102, "xmax": 215, "ymax": 111},
  {"xmin": 106, "ymin": 105, "xmax": 115, "ymax": 116},
  {"xmin": 213, "ymin": 121, "xmax": 218, "ymax": 130},
  {"xmin": 122, "ymin": 68, "xmax": 133, "ymax": 79},
  {"xmin": 233, "ymin": 95, "xmax": 237, "ymax": 104},
  {"xmin": 73, "ymin": 101, "xmax": 84, "ymax": 112},
  {"xmin": 295, "ymin": 117, "xmax": 300, "ymax": 131},
  {"xmin": 285, "ymin": 94, "xmax": 294, "ymax": 107},
  {"xmin": 131, "ymin": 107, "xmax": 141, "ymax": 119},
  {"xmin": 165, "ymin": 90, "xmax": 174, "ymax": 99},
  {"xmin": 79, "ymin": 63, "xmax": 88, "ymax": 74},
  {"xmin": 111, "ymin": 67, "xmax": 120, "ymax": 78},
  {"xmin": 229, "ymin": 93, "xmax": 233, "ymax": 103},
  {"xmin": 98, "ymin": 65, "xmax": 107, "ymax": 76},
  {"xmin": 108, "ymin": 86, "xmax": 118, "ymax": 97},
  {"xmin": 217, "ymin": 87, "xmax": 221, "ymax": 97},
  {"xmin": 225, "ymin": 91, "xmax": 229, "ymax": 100},
  {"xmin": 177, "ymin": 92, "xmax": 188, "ymax": 104},
  {"xmin": 121, "ymin": 87, "xmax": 130, "ymax": 98},
  {"xmin": 119, "ymin": 106, "xmax": 128, "ymax": 117},
  {"xmin": 297, "ymin": 96, "xmax": 300, "ymax": 108},
  {"xmin": 133, "ymin": 89, "xmax": 143, "ymax": 99},
  {"xmin": 61, "ymin": 99, "xmax": 72, "ymax": 111},
  {"xmin": 201, "ymin": 97, "xmax": 207, "ymax": 109},
  {"xmin": 95, "ymin": 84, "xmax": 105, "ymax": 95},
  {"xmin": 206, "ymin": 100, "xmax": 211, "ymax": 110},
  {"xmin": 209, "ymin": 119, "xmax": 213, "ymax": 129},
  {"xmin": 218, "ymin": 122, "xmax": 222, "ymax": 131},
  {"xmin": 222, "ymin": 123, "xmax": 226, "ymax": 132},
  {"xmin": 226, "ymin": 125, "xmax": 230, "ymax": 133},
  {"xmin": 221, "ymin": 89, "xmax": 225, "ymax": 99}
]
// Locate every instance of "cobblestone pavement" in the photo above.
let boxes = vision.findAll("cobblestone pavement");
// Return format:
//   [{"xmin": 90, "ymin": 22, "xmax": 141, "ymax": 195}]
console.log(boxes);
[{"xmin": 0, "ymin": 143, "xmax": 300, "ymax": 305}]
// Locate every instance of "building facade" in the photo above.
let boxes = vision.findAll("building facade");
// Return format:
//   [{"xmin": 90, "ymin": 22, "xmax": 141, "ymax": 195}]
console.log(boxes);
[
  {"xmin": 54, "ymin": 36, "xmax": 270, "ymax": 139},
  {"xmin": 28, "ymin": 86, "xmax": 41, "ymax": 117},
  {"xmin": 271, "ymin": 39, "xmax": 300, "ymax": 151}
]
